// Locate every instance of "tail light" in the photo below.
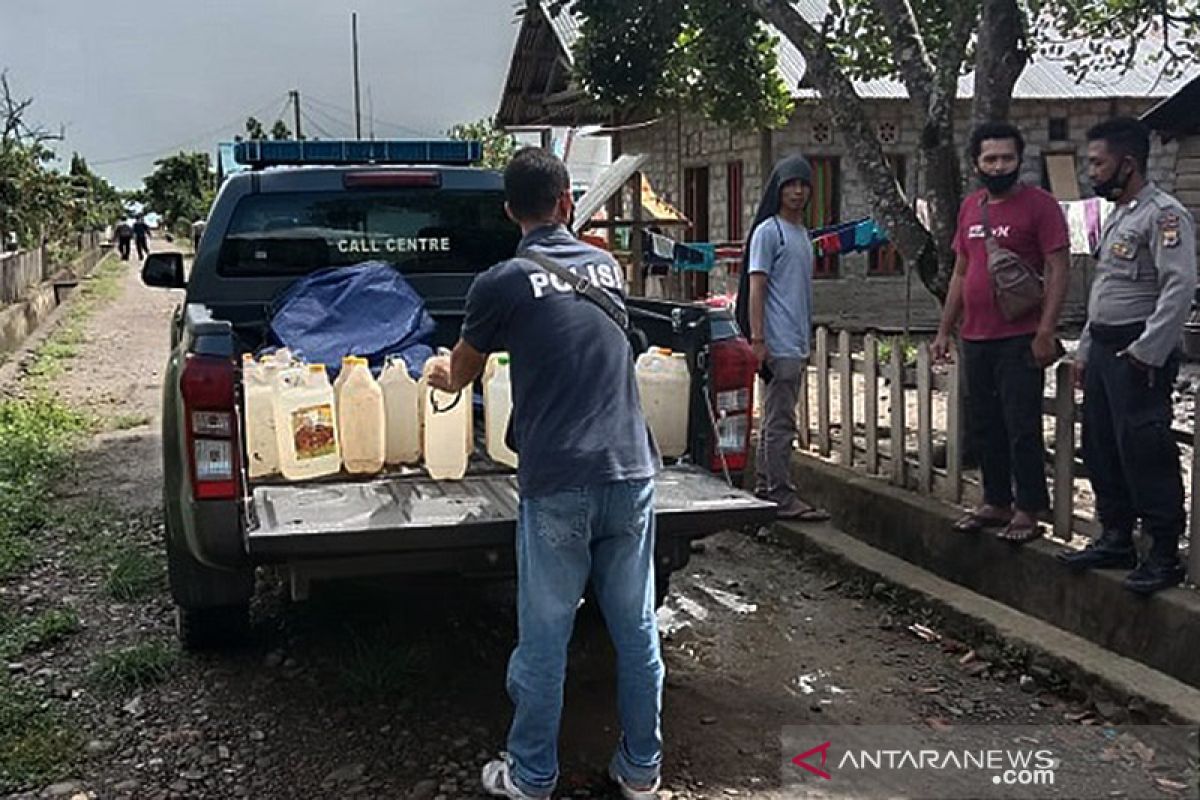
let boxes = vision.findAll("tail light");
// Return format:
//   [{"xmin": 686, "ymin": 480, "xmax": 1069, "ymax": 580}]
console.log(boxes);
[
  {"xmin": 181, "ymin": 354, "xmax": 240, "ymax": 501},
  {"xmin": 708, "ymin": 337, "xmax": 757, "ymax": 472}
]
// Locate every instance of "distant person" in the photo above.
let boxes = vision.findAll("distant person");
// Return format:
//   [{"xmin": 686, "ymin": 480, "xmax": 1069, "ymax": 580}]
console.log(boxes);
[
  {"xmin": 133, "ymin": 215, "xmax": 152, "ymax": 259},
  {"xmin": 932, "ymin": 121, "xmax": 1069, "ymax": 544},
  {"xmin": 191, "ymin": 219, "xmax": 207, "ymax": 252},
  {"xmin": 114, "ymin": 219, "xmax": 134, "ymax": 261},
  {"xmin": 1058, "ymin": 117, "xmax": 1197, "ymax": 594},
  {"xmin": 736, "ymin": 154, "xmax": 829, "ymax": 522}
]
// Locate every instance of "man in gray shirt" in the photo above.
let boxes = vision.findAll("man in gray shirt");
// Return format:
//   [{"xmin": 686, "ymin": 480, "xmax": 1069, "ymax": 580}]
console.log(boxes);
[
  {"xmin": 1058, "ymin": 117, "xmax": 1197, "ymax": 594},
  {"xmin": 742, "ymin": 155, "xmax": 828, "ymax": 521}
]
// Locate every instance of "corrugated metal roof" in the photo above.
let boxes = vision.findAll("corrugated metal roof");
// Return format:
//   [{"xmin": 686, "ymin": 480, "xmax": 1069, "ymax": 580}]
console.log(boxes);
[
  {"xmin": 538, "ymin": 0, "xmax": 1195, "ymax": 101},
  {"xmin": 543, "ymin": 2, "xmax": 582, "ymax": 64}
]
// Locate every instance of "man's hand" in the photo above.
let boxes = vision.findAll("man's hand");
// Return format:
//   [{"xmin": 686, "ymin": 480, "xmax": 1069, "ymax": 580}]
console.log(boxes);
[
  {"xmin": 930, "ymin": 332, "xmax": 953, "ymax": 364},
  {"xmin": 1118, "ymin": 349, "xmax": 1151, "ymax": 372},
  {"xmin": 1031, "ymin": 331, "xmax": 1060, "ymax": 368},
  {"xmin": 1071, "ymin": 359, "xmax": 1085, "ymax": 390},
  {"xmin": 751, "ymin": 340, "xmax": 768, "ymax": 363},
  {"xmin": 425, "ymin": 354, "xmax": 454, "ymax": 392}
]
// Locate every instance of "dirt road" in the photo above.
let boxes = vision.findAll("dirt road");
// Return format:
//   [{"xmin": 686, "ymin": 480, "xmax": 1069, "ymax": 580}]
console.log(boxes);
[{"xmin": 1, "ymin": 249, "xmax": 1194, "ymax": 800}]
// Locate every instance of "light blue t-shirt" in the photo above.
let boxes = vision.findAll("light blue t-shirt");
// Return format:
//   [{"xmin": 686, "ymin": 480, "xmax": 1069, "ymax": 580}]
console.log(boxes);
[{"xmin": 747, "ymin": 215, "xmax": 813, "ymax": 359}]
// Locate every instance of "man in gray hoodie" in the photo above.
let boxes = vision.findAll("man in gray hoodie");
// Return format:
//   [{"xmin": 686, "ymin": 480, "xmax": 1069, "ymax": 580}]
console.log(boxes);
[{"xmin": 736, "ymin": 155, "xmax": 829, "ymax": 521}]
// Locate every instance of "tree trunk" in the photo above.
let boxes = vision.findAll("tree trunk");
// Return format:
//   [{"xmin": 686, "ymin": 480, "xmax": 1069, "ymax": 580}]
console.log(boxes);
[
  {"xmin": 745, "ymin": 0, "xmax": 941, "ymax": 297},
  {"xmin": 971, "ymin": 0, "xmax": 1029, "ymax": 129}
]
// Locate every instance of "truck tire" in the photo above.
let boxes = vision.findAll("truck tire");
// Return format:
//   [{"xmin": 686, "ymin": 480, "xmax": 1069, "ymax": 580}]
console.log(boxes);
[
  {"xmin": 164, "ymin": 500, "xmax": 253, "ymax": 651},
  {"xmin": 176, "ymin": 604, "xmax": 250, "ymax": 651}
]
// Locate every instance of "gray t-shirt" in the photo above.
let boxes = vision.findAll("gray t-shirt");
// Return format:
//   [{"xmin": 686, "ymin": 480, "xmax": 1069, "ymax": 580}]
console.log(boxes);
[
  {"xmin": 747, "ymin": 215, "xmax": 814, "ymax": 359},
  {"xmin": 460, "ymin": 225, "xmax": 658, "ymax": 497}
]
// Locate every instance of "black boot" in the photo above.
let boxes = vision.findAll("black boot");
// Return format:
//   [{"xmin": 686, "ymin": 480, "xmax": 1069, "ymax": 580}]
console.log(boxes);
[
  {"xmin": 1122, "ymin": 558, "xmax": 1186, "ymax": 595},
  {"xmin": 1056, "ymin": 529, "xmax": 1136, "ymax": 572}
]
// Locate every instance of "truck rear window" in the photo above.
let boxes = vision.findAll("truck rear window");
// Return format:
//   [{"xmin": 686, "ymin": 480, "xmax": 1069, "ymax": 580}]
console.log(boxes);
[{"xmin": 218, "ymin": 190, "xmax": 520, "ymax": 276}]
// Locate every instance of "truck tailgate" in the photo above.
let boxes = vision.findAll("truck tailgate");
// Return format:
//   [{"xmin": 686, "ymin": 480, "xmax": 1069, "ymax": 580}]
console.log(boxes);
[{"xmin": 246, "ymin": 466, "xmax": 774, "ymax": 559}]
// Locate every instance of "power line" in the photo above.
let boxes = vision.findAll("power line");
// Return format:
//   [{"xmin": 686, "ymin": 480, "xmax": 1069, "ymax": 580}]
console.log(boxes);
[
  {"xmin": 301, "ymin": 102, "xmax": 354, "ymax": 138},
  {"xmin": 91, "ymin": 94, "xmax": 287, "ymax": 166},
  {"xmin": 305, "ymin": 94, "xmax": 440, "ymax": 138},
  {"xmin": 299, "ymin": 109, "xmax": 336, "ymax": 140}
]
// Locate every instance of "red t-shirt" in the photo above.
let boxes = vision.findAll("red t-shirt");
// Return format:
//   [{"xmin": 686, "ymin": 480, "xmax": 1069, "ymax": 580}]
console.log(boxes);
[{"xmin": 952, "ymin": 185, "xmax": 1069, "ymax": 341}]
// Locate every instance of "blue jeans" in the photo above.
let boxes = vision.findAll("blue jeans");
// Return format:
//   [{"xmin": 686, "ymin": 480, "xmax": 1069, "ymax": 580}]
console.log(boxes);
[{"xmin": 505, "ymin": 478, "xmax": 664, "ymax": 796}]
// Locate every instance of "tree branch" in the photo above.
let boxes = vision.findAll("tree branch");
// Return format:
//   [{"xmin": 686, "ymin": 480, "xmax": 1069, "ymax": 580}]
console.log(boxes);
[
  {"xmin": 742, "ymin": 0, "xmax": 938, "ymax": 291},
  {"xmin": 868, "ymin": 0, "xmax": 935, "ymax": 112}
]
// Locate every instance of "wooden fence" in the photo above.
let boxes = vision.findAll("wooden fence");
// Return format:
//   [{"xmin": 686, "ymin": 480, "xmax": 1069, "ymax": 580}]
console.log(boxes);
[{"xmin": 795, "ymin": 326, "xmax": 1200, "ymax": 579}]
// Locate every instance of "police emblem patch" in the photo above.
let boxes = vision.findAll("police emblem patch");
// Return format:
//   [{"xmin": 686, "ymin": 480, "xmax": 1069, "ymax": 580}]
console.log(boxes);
[{"xmin": 1159, "ymin": 211, "xmax": 1181, "ymax": 249}]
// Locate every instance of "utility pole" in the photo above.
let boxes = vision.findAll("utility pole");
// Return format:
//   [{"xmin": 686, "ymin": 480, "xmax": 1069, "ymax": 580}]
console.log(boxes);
[
  {"xmin": 367, "ymin": 86, "xmax": 375, "ymax": 140},
  {"xmin": 289, "ymin": 89, "xmax": 302, "ymax": 140},
  {"xmin": 352, "ymin": 12, "xmax": 362, "ymax": 139}
]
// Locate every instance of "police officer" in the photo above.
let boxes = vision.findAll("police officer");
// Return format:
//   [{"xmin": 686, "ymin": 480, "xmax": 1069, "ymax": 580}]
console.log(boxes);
[{"xmin": 1058, "ymin": 117, "xmax": 1197, "ymax": 594}]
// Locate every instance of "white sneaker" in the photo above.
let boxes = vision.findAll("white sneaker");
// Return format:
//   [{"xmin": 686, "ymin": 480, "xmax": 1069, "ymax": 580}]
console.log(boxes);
[
  {"xmin": 609, "ymin": 763, "xmax": 661, "ymax": 799},
  {"xmin": 481, "ymin": 755, "xmax": 550, "ymax": 799}
]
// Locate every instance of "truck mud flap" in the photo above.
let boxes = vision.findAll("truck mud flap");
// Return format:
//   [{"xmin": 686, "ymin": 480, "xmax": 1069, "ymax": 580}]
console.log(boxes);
[{"xmin": 246, "ymin": 465, "xmax": 774, "ymax": 559}]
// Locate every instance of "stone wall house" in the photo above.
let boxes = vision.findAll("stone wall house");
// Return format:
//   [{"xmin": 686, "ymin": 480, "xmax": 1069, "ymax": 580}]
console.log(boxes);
[
  {"xmin": 497, "ymin": 1, "xmax": 1197, "ymax": 332},
  {"xmin": 1143, "ymin": 74, "xmax": 1200, "ymax": 266}
]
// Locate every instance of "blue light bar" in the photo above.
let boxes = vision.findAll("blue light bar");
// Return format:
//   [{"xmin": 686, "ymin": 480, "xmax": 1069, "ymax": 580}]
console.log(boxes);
[{"xmin": 232, "ymin": 139, "xmax": 483, "ymax": 168}]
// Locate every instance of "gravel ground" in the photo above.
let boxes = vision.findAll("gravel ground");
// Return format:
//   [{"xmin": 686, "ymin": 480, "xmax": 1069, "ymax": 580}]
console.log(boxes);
[{"xmin": 1, "ymin": 249, "xmax": 1194, "ymax": 799}]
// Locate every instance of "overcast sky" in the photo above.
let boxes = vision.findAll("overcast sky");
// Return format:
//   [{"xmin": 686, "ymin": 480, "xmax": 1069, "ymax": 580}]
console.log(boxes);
[{"xmin": 0, "ymin": 0, "xmax": 522, "ymax": 188}]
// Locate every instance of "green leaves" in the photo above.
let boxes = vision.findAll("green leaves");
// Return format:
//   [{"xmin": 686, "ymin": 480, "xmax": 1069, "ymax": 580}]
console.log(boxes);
[
  {"xmin": 1033, "ymin": 0, "xmax": 1200, "ymax": 78},
  {"xmin": 569, "ymin": 0, "xmax": 793, "ymax": 129},
  {"xmin": 446, "ymin": 117, "xmax": 519, "ymax": 170},
  {"xmin": 141, "ymin": 151, "xmax": 214, "ymax": 230}
]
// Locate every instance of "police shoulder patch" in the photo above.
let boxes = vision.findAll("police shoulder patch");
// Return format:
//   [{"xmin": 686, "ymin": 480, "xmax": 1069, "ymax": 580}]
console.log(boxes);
[{"xmin": 1158, "ymin": 211, "xmax": 1182, "ymax": 248}]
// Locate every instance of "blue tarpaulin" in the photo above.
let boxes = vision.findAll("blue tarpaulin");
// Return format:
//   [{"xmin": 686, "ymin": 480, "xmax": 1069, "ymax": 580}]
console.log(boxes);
[{"xmin": 266, "ymin": 261, "xmax": 435, "ymax": 379}]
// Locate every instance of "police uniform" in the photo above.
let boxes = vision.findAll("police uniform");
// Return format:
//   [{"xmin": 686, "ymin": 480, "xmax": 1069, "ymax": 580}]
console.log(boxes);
[{"xmin": 1074, "ymin": 182, "xmax": 1197, "ymax": 584}]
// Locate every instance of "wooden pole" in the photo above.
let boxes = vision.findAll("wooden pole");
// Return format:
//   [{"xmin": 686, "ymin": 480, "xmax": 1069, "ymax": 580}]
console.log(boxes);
[{"xmin": 864, "ymin": 333, "xmax": 879, "ymax": 474}]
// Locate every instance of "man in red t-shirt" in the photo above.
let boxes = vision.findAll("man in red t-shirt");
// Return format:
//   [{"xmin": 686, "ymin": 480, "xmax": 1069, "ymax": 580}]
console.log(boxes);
[{"xmin": 932, "ymin": 122, "xmax": 1070, "ymax": 543}]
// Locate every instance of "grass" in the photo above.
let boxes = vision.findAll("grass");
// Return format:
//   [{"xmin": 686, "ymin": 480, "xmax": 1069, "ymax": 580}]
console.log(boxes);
[
  {"xmin": 25, "ymin": 254, "xmax": 125, "ymax": 383},
  {"xmin": 102, "ymin": 549, "xmax": 164, "ymax": 601},
  {"xmin": 0, "ymin": 396, "xmax": 90, "ymax": 580},
  {"xmin": 88, "ymin": 643, "xmax": 178, "ymax": 695},
  {"xmin": 58, "ymin": 500, "xmax": 164, "ymax": 602},
  {"xmin": 0, "ymin": 676, "xmax": 79, "ymax": 793},
  {"xmin": 877, "ymin": 336, "xmax": 920, "ymax": 368},
  {"xmin": 333, "ymin": 626, "xmax": 429, "ymax": 700},
  {"xmin": 0, "ymin": 608, "xmax": 82, "ymax": 661},
  {"xmin": 0, "ymin": 255, "xmax": 132, "ymax": 793},
  {"xmin": 108, "ymin": 413, "xmax": 152, "ymax": 431}
]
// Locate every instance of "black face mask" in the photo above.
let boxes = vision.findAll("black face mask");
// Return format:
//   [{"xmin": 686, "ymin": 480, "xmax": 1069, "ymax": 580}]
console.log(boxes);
[
  {"xmin": 979, "ymin": 169, "xmax": 1019, "ymax": 195},
  {"xmin": 1091, "ymin": 160, "xmax": 1131, "ymax": 201}
]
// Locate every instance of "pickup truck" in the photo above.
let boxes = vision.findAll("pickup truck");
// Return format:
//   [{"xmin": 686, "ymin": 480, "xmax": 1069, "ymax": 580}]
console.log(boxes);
[{"xmin": 142, "ymin": 142, "xmax": 774, "ymax": 650}]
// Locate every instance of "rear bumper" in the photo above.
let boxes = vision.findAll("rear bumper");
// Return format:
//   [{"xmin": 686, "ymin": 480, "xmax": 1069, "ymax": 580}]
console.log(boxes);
[{"xmin": 244, "ymin": 467, "xmax": 775, "ymax": 564}]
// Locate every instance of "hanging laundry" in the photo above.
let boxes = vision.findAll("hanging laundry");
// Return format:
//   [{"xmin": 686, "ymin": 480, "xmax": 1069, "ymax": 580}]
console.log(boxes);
[
  {"xmin": 837, "ymin": 226, "xmax": 857, "ymax": 252},
  {"xmin": 855, "ymin": 220, "xmax": 887, "ymax": 249},
  {"xmin": 1058, "ymin": 197, "xmax": 1113, "ymax": 256},
  {"xmin": 650, "ymin": 232, "xmax": 675, "ymax": 261}
]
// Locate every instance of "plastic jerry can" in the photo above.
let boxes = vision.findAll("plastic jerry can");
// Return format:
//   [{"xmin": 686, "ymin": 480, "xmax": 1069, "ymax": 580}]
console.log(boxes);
[
  {"xmin": 332, "ymin": 355, "xmax": 359, "ymax": 411},
  {"xmin": 379, "ymin": 357, "xmax": 422, "ymax": 465},
  {"xmin": 275, "ymin": 363, "xmax": 341, "ymax": 480},
  {"xmin": 243, "ymin": 354, "xmax": 281, "ymax": 479},
  {"xmin": 422, "ymin": 360, "xmax": 471, "ymax": 480},
  {"xmin": 336, "ymin": 358, "xmax": 386, "ymax": 475},
  {"xmin": 635, "ymin": 348, "xmax": 690, "ymax": 459},
  {"xmin": 485, "ymin": 355, "xmax": 518, "ymax": 469}
]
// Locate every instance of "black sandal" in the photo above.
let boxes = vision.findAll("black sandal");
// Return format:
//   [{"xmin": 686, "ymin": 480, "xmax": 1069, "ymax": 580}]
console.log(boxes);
[
  {"xmin": 952, "ymin": 512, "xmax": 1010, "ymax": 533},
  {"xmin": 996, "ymin": 520, "xmax": 1043, "ymax": 544}
]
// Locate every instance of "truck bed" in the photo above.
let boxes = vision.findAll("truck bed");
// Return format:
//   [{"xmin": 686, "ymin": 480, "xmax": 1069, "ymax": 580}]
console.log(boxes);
[{"xmin": 246, "ymin": 465, "xmax": 773, "ymax": 560}]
